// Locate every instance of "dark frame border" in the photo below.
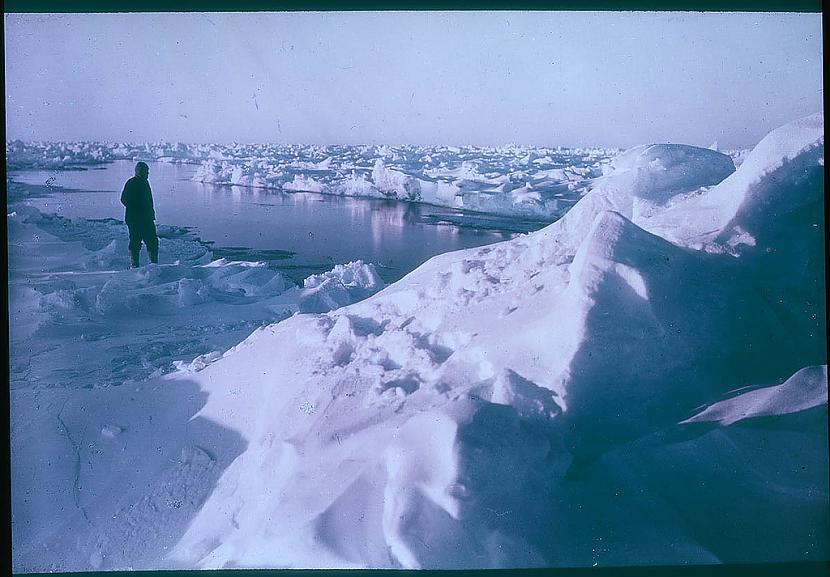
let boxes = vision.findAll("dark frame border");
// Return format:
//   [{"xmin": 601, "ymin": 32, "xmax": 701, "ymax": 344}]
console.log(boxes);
[{"xmin": 2, "ymin": 0, "xmax": 825, "ymax": 13}]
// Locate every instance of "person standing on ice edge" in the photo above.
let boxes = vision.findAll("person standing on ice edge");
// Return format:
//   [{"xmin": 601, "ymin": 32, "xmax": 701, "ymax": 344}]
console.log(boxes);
[{"xmin": 121, "ymin": 161, "xmax": 159, "ymax": 267}]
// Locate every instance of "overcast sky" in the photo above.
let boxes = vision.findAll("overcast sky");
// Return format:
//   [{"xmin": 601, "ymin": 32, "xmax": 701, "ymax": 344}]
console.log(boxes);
[{"xmin": 4, "ymin": 11, "xmax": 823, "ymax": 148}]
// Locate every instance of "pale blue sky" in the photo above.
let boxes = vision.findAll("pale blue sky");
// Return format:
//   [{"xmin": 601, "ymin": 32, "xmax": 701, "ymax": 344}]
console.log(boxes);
[{"xmin": 4, "ymin": 11, "xmax": 823, "ymax": 148}]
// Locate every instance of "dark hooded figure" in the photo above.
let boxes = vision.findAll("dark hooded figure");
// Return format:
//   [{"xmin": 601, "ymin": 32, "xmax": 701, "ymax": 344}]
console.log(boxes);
[{"xmin": 121, "ymin": 161, "xmax": 159, "ymax": 267}]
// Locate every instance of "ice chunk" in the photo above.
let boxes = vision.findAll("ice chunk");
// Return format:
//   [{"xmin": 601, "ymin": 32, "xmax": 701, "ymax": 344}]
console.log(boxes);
[
  {"xmin": 298, "ymin": 261, "xmax": 385, "ymax": 313},
  {"xmin": 682, "ymin": 366, "xmax": 828, "ymax": 426},
  {"xmin": 335, "ymin": 171, "xmax": 380, "ymax": 197},
  {"xmin": 283, "ymin": 174, "xmax": 326, "ymax": 193},
  {"xmin": 371, "ymin": 159, "xmax": 421, "ymax": 200},
  {"xmin": 101, "ymin": 424, "xmax": 123, "ymax": 438}
]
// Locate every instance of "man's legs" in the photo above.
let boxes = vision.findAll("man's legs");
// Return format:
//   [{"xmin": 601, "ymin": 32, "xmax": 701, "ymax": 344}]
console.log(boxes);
[
  {"xmin": 144, "ymin": 221, "xmax": 159, "ymax": 264},
  {"xmin": 127, "ymin": 222, "xmax": 142, "ymax": 268},
  {"xmin": 127, "ymin": 221, "xmax": 158, "ymax": 266}
]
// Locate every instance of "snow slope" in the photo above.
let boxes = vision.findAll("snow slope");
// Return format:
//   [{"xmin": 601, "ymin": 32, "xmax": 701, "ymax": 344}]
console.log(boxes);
[{"xmin": 9, "ymin": 113, "xmax": 826, "ymax": 570}]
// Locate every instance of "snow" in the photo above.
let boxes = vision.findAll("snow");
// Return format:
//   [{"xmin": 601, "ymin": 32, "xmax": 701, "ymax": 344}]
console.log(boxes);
[
  {"xmin": 640, "ymin": 112, "xmax": 824, "ymax": 250},
  {"xmin": 283, "ymin": 174, "xmax": 326, "ymax": 193},
  {"xmin": 334, "ymin": 171, "xmax": 380, "ymax": 198},
  {"xmin": 371, "ymin": 159, "xmax": 422, "ymax": 200},
  {"xmin": 601, "ymin": 143, "xmax": 735, "ymax": 202},
  {"xmin": 682, "ymin": 366, "xmax": 828, "ymax": 426},
  {"xmin": 6, "ymin": 195, "xmax": 384, "ymax": 391},
  {"xmin": 298, "ymin": 261, "xmax": 385, "ymax": 314},
  {"xmin": 8, "ymin": 112, "xmax": 827, "ymax": 571}
]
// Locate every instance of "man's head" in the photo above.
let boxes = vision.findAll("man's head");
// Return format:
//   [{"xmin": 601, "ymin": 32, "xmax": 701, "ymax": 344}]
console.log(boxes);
[{"xmin": 135, "ymin": 162, "xmax": 150, "ymax": 179}]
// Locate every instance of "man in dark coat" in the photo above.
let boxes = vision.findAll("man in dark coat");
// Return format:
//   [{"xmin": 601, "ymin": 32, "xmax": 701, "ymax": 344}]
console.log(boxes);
[{"xmin": 121, "ymin": 161, "xmax": 159, "ymax": 267}]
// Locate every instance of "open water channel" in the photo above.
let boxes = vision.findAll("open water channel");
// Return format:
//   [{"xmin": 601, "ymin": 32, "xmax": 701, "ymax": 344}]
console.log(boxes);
[{"xmin": 11, "ymin": 160, "xmax": 546, "ymax": 283}]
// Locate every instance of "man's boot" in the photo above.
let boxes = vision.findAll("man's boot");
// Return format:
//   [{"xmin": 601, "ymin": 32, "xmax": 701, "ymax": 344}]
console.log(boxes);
[
  {"xmin": 149, "ymin": 247, "xmax": 158, "ymax": 264},
  {"xmin": 130, "ymin": 250, "xmax": 140, "ymax": 268}
]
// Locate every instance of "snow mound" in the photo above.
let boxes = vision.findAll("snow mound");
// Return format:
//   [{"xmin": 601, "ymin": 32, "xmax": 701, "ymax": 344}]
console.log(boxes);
[
  {"xmin": 602, "ymin": 143, "xmax": 735, "ymax": 202},
  {"xmin": 298, "ymin": 261, "xmax": 386, "ymax": 313},
  {"xmin": 582, "ymin": 362, "xmax": 828, "ymax": 565},
  {"xmin": 202, "ymin": 260, "xmax": 292, "ymax": 298},
  {"xmin": 588, "ymin": 143, "xmax": 735, "ymax": 224},
  {"xmin": 101, "ymin": 424, "xmax": 124, "ymax": 438},
  {"xmin": 157, "ymin": 113, "xmax": 827, "ymax": 568},
  {"xmin": 644, "ymin": 111, "xmax": 824, "ymax": 249}
]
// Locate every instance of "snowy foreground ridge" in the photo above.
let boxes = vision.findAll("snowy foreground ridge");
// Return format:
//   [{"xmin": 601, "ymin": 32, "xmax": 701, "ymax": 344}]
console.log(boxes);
[{"xmin": 10, "ymin": 113, "xmax": 827, "ymax": 570}]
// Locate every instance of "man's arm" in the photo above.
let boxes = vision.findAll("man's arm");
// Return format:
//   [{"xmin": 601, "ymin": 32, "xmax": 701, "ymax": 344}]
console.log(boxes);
[
  {"xmin": 120, "ymin": 179, "xmax": 131, "ymax": 207},
  {"xmin": 149, "ymin": 188, "xmax": 156, "ymax": 220}
]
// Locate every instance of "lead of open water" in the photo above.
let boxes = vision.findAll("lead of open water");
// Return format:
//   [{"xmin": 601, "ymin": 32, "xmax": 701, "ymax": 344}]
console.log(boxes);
[{"xmin": 11, "ymin": 160, "xmax": 541, "ymax": 283}]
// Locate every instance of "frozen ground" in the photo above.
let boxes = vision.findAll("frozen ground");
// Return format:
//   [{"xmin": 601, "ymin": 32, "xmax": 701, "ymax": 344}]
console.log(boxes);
[
  {"xmin": 8, "ymin": 113, "xmax": 827, "ymax": 570},
  {"xmin": 7, "ymin": 182, "xmax": 385, "ymax": 390}
]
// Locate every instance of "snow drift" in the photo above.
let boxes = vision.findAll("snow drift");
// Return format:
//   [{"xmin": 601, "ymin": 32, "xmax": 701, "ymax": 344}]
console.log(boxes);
[
  {"xmin": 9, "ymin": 113, "xmax": 826, "ymax": 571},
  {"xmin": 298, "ymin": 261, "xmax": 385, "ymax": 314}
]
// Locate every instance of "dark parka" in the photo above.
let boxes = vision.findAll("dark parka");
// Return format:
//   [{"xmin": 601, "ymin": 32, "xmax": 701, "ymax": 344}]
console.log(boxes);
[{"xmin": 120, "ymin": 176, "xmax": 156, "ymax": 224}]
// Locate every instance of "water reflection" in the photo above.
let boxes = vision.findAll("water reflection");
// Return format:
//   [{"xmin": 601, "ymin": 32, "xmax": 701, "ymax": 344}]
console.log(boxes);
[{"xmin": 402, "ymin": 203, "xmax": 422, "ymax": 227}]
